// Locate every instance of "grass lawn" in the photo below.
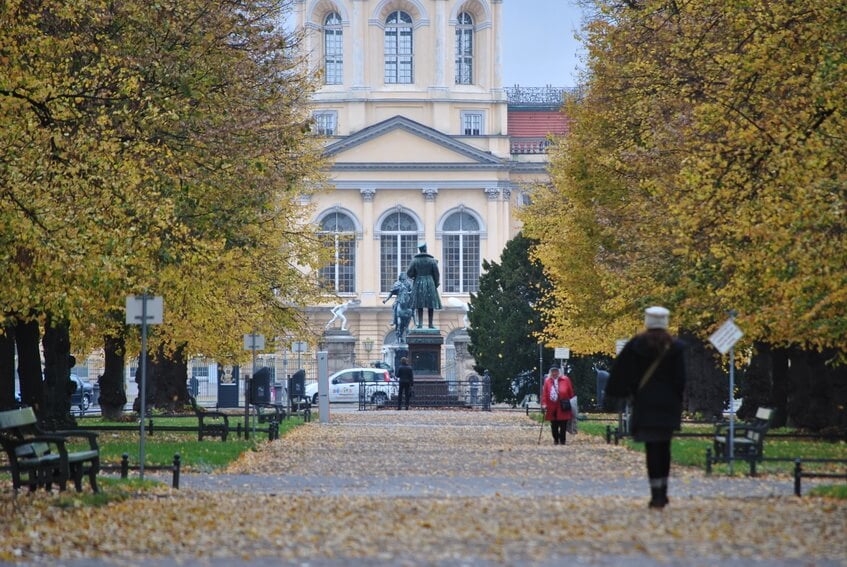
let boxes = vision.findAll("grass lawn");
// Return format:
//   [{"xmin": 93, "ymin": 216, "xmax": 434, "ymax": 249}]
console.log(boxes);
[
  {"xmin": 554, "ymin": 414, "xmax": 847, "ymax": 484},
  {"xmin": 66, "ymin": 414, "xmax": 307, "ymax": 471}
]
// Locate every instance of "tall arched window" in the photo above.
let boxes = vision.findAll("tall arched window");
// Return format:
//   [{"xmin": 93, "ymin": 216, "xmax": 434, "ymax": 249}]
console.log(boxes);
[
  {"xmin": 442, "ymin": 211, "xmax": 480, "ymax": 293},
  {"xmin": 380, "ymin": 211, "xmax": 418, "ymax": 292},
  {"xmin": 384, "ymin": 11, "xmax": 413, "ymax": 84},
  {"xmin": 324, "ymin": 12, "xmax": 343, "ymax": 85},
  {"xmin": 455, "ymin": 12, "xmax": 473, "ymax": 85},
  {"xmin": 319, "ymin": 211, "xmax": 356, "ymax": 293}
]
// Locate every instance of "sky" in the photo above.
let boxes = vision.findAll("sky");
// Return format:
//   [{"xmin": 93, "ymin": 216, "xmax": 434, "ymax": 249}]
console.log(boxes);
[{"xmin": 501, "ymin": 0, "xmax": 587, "ymax": 88}]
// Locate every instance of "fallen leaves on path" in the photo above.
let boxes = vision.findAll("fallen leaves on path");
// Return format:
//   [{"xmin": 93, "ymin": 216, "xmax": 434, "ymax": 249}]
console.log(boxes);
[{"xmin": 1, "ymin": 411, "xmax": 844, "ymax": 565}]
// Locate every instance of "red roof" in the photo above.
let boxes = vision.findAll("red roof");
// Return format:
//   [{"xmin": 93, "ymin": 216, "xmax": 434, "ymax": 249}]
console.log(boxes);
[{"xmin": 508, "ymin": 109, "xmax": 570, "ymax": 137}]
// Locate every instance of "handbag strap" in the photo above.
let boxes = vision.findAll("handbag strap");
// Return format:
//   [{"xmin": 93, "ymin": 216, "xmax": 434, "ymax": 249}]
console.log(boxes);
[{"xmin": 637, "ymin": 343, "xmax": 671, "ymax": 392}]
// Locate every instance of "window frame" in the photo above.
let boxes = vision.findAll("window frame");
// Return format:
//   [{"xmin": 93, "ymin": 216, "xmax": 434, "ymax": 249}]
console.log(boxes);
[
  {"xmin": 384, "ymin": 10, "xmax": 414, "ymax": 84},
  {"xmin": 455, "ymin": 12, "xmax": 474, "ymax": 85},
  {"xmin": 323, "ymin": 12, "xmax": 343, "ymax": 85},
  {"xmin": 441, "ymin": 211, "xmax": 481, "ymax": 294},
  {"xmin": 313, "ymin": 110, "xmax": 338, "ymax": 136},
  {"xmin": 318, "ymin": 211, "xmax": 357, "ymax": 294},
  {"xmin": 379, "ymin": 210, "xmax": 419, "ymax": 293},
  {"xmin": 460, "ymin": 110, "xmax": 484, "ymax": 136}
]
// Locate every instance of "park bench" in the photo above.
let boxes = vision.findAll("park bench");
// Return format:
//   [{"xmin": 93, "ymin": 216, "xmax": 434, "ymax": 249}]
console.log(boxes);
[
  {"xmin": 189, "ymin": 397, "xmax": 230, "ymax": 441},
  {"xmin": 252, "ymin": 402, "xmax": 286, "ymax": 425},
  {"xmin": 0, "ymin": 407, "xmax": 100, "ymax": 492},
  {"xmin": 708, "ymin": 406, "xmax": 774, "ymax": 475}
]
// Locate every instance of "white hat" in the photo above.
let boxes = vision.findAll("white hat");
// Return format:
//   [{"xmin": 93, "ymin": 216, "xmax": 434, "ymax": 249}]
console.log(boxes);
[{"xmin": 644, "ymin": 306, "xmax": 670, "ymax": 330}]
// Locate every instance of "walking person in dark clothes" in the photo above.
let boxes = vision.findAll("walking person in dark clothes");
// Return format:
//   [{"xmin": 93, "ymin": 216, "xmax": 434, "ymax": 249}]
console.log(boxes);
[
  {"xmin": 541, "ymin": 366, "xmax": 575, "ymax": 445},
  {"xmin": 605, "ymin": 306, "xmax": 687, "ymax": 509},
  {"xmin": 396, "ymin": 357, "xmax": 414, "ymax": 410}
]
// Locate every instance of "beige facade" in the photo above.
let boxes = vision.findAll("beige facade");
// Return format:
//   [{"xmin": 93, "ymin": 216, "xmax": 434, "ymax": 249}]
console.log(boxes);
[{"xmin": 296, "ymin": 0, "xmax": 551, "ymax": 374}]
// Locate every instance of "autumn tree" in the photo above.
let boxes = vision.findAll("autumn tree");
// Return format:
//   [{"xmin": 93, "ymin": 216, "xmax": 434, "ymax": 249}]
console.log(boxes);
[
  {"xmin": 467, "ymin": 233, "xmax": 556, "ymax": 404},
  {"xmin": 522, "ymin": 0, "xmax": 846, "ymax": 428},
  {"xmin": 0, "ymin": 0, "xmax": 327, "ymax": 417}
]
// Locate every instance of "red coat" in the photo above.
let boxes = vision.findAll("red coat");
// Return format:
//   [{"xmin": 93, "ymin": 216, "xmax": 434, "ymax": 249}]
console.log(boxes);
[{"xmin": 542, "ymin": 374, "xmax": 575, "ymax": 421}]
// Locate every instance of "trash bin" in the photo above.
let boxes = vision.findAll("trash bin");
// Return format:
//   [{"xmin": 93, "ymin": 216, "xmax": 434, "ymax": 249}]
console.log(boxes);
[
  {"xmin": 251, "ymin": 367, "xmax": 272, "ymax": 404},
  {"xmin": 288, "ymin": 369, "xmax": 305, "ymax": 400}
]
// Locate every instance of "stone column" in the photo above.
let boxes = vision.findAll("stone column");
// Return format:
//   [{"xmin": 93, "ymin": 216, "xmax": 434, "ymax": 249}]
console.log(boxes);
[
  {"xmin": 352, "ymin": 0, "xmax": 365, "ymax": 88},
  {"xmin": 501, "ymin": 186, "xmax": 512, "ymax": 249},
  {"xmin": 360, "ymin": 188, "xmax": 376, "ymax": 296},
  {"xmin": 422, "ymin": 187, "xmax": 438, "ymax": 247},
  {"xmin": 484, "ymin": 187, "xmax": 500, "ymax": 260},
  {"xmin": 492, "ymin": 0, "xmax": 503, "ymax": 89},
  {"xmin": 434, "ymin": 0, "xmax": 447, "ymax": 88}
]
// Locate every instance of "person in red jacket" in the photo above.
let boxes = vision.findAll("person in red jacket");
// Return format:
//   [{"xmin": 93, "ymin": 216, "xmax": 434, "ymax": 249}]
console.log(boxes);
[{"xmin": 541, "ymin": 366, "xmax": 575, "ymax": 445}]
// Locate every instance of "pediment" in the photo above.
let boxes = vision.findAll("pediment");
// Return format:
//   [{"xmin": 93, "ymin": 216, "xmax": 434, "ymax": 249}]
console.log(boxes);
[{"xmin": 324, "ymin": 116, "xmax": 502, "ymax": 167}]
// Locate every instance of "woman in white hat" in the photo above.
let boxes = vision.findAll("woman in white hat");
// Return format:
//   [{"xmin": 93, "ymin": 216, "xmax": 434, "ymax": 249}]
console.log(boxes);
[{"xmin": 605, "ymin": 306, "xmax": 687, "ymax": 509}]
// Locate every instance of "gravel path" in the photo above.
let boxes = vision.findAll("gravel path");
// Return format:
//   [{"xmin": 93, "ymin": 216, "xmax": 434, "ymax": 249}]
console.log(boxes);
[{"xmin": 3, "ymin": 410, "xmax": 845, "ymax": 567}]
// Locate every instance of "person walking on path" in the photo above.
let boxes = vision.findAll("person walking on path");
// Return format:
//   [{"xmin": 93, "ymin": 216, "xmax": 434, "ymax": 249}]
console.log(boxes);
[
  {"xmin": 396, "ymin": 357, "xmax": 414, "ymax": 410},
  {"xmin": 605, "ymin": 306, "xmax": 687, "ymax": 509},
  {"xmin": 541, "ymin": 365, "xmax": 575, "ymax": 445},
  {"xmin": 406, "ymin": 242, "xmax": 442, "ymax": 329}
]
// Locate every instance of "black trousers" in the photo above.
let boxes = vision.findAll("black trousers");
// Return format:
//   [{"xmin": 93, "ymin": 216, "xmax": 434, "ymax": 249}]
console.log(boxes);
[
  {"xmin": 398, "ymin": 382, "xmax": 412, "ymax": 409},
  {"xmin": 550, "ymin": 420, "xmax": 568, "ymax": 444},
  {"xmin": 645, "ymin": 440, "xmax": 672, "ymax": 480}
]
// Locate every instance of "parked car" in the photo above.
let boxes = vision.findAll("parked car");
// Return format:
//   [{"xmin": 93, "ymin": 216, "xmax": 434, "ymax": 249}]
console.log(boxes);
[
  {"xmin": 70, "ymin": 374, "xmax": 94, "ymax": 412},
  {"xmin": 305, "ymin": 368, "xmax": 396, "ymax": 406}
]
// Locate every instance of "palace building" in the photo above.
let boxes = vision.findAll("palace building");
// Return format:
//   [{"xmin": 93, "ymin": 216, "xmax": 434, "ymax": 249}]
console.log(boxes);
[{"xmin": 296, "ymin": 0, "xmax": 570, "ymax": 380}]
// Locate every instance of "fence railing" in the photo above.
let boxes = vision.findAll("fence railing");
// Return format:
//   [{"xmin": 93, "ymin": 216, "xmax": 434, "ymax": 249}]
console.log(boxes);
[
  {"xmin": 358, "ymin": 379, "xmax": 491, "ymax": 411},
  {"xmin": 510, "ymin": 137, "xmax": 552, "ymax": 154}
]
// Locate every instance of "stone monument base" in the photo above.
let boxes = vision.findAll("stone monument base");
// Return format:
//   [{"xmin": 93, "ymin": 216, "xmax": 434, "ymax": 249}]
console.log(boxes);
[{"xmin": 406, "ymin": 328, "xmax": 443, "ymax": 380}]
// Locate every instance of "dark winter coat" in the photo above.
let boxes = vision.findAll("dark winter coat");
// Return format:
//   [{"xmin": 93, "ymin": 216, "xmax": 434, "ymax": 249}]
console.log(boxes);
[
  {"xmin": 396, "ymin": 364, "xmax": 414, "ymax": 385},
  {"xmin": 406, "ymin": 253, "xmax": 442, "ymax": 309},
  {"xmin": 605, "ymin": 333, "xmax": 687, "ymax": 435}
]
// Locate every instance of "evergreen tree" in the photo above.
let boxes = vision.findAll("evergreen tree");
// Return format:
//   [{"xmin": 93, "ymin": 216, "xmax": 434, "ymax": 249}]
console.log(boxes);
[{"xmin": 467, "ymin": 233, "xmax": 554, "ymax": 404}]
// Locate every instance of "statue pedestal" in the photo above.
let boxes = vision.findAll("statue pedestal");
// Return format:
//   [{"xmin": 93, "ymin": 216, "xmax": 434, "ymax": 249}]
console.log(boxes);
[
  {"xmin": 407, "ymin": 328, "xmax": 443, "ymax": 381},
  {"xmin": 321, "ymin": 329, "xmax": 356, "ymax": 375}
]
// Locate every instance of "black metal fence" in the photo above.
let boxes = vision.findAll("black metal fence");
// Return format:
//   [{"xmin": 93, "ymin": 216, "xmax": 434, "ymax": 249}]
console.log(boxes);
[{"xmin": 358, "ymin": 379, "xmax": 491, "ymax": 411}]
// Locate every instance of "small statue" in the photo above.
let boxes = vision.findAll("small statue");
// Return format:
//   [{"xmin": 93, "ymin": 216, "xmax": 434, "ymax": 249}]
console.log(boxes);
[
  {"xmin": 326, "ymin": 299, "xmax": 360, "ymax": 331},
  {"xmin": 383, "ymin": 273, "xmax": 413, "ymax": 343},
  {"xmin": 406, "ymin": 242, "xmax": 442, "ymax": 329}
]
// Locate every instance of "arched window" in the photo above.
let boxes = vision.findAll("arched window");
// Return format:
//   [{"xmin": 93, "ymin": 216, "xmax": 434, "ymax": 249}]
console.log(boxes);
[
  {"xmin": 380, "ymin": 211, "xmax": 418, "ymax": 292},
  {"xmin": 384, "ymin": 11, "xmax": 413, "ymax": 84},
  {"xmin": 319, "ymin": 211, "xmax": 356, "ymax": 293},
  {"xmin": 441, "ymin": 211, "xmax": 480, "ymax": 293},
  {"xmin": 455, "ymin": 12, "xmax": 473, "ymax": 85},
  {"xmin": 324, "ymin": 12, "xmax": 343, "ymax": 85}
]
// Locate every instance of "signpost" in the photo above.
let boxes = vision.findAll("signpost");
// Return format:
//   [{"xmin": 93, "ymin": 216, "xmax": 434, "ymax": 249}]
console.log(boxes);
[
  {"xmin": 125, "ymin": 294, "xmax": 163, "ymax": 480},
  {"xmin": 709, "ymin": 313, "xmax": 743, "ymax": 473},
  {"xmin": 243, "ymin": 333, "xmax": 265, "ymax": 439},
  {"xmin": 554, "ymin": 347, "xmax": 570, "ymax": 373},
  {"xmin": 292, "ymin": 340, "xmax": 308, "ymax": 371}
]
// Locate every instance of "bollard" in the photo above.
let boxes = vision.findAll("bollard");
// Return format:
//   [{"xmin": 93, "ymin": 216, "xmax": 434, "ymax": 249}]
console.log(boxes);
[
  {"xmin": 236, "ymin": 422, "xmax": 242, "ymax": 439},
  {"xmin": 705, "ymin": 448, "xmax": 712, "ymax": 475},
  {"xmin": 605, "ymin": 425, "xmax": 612, "ymax": 445},
  {"xmin": 148, "ymin": 418, "xmax": 154, "ymax": 436},
  {"xmin": 173, "ymin": 454, "xmax": 181, "ymax": 489},
  {"xmin": 794, "ymin": 459, "xmax": 802, "ymax": 497},
  {"xmin": 121, "ymin": 453, "xmax": 129, "ymax": 479}
]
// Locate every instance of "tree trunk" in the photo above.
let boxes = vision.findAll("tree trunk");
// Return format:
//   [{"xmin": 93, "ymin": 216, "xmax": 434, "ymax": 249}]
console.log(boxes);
[
  {"xmin": 131, "ymin": 343, "xmax": 190, "ymax": 413},
  {"xmin": 770, "ymin": 347, "xmax": 790, "ymax": 428},
  {"xmin": 99, "ymin": 332, "xmax": 128, "ymax": 420},
  {"xmin": 151, "ymin": 343, "xmax": 190, "ymax": 412},
  {"xmin": 15, "ymin": 317, "xmax": 43, "ymax": 415},
  {"xmin": 0, "ymin": 321, "xmax": 16, "ymax": 410},
  {"xmin": 742, "ymin": 342, "xmax": 776, "ymax": 420},
  {"xmin": 41, "ymin": 315, "xmax": 75, "ymax": 430},
  {"xmin": 785, "ymin": 347, "xmax": 847, "ymax": 433},
  {"xmin": 679, "ymin": 330, "xmax": 725, "ymax": 419}
]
